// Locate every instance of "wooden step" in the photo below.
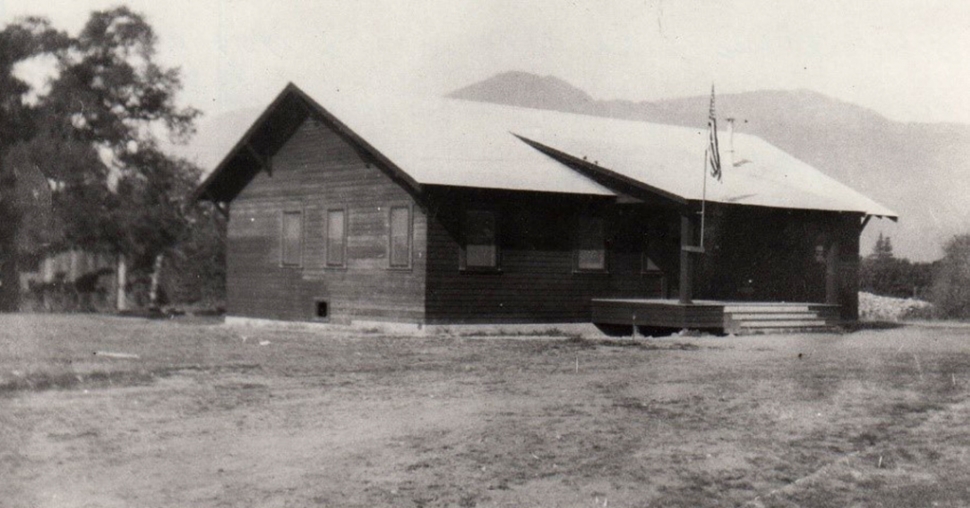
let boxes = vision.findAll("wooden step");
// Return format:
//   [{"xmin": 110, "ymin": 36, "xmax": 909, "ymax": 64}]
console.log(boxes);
[
  {"xmin": 724, "ymin": 305, "xmax": 840, "ymax": 334},
  {"xmin": 736, "ymin": 319, "xmax": 834, "ymax": 328},
  {"xmin": 727, "ymin": 312, "xmax": 822, "ymax": 321},
  {"xmin": 723, "ymin": 305, "xmax": 816, "ymax": 313},
  {"xmin": 735, "ymin": 326, "xmax": 840, "ymax": 335}
]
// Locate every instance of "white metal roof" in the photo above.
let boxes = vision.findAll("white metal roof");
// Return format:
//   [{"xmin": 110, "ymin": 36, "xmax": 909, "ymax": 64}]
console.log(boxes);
[
  {"xmin": 262, "ymin": 83, "xmax": 897, "ymax": 216},
  {"xmin": 298, "ymin": 85, "xmax": 615, "ymax": 196},
  {"xmin": 511, "ymin": 115, "xmax": 898, "ymax": 217}
]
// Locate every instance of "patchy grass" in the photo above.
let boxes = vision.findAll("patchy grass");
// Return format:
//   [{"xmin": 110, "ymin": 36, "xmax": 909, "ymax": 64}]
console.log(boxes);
[{"xmin": 1, "ymin": 314, "xmax": 970, "ymax": 507}]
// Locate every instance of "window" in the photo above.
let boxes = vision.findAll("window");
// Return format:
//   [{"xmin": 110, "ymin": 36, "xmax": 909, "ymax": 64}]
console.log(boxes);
[
  {"xmin": 281, "ymin": 210, "xmax": 303, "ymax": 266},
  {"xmin": 463, "ymin": 210, "xmax": 498, "ymax": 269},
  {"xmin": 576, "ymin": 217, "xmax": 606, "ymax": 271},
  {"xmin": 642, "ymin": 237, "xmax": 662, "ymax": 273},
  {"xmin": 389, "ymin": 206, "xmax": 411, "ymax": 268},
  {"xmin": 326, "ymin": 208, "xmax": 346, "ymax": 267}
]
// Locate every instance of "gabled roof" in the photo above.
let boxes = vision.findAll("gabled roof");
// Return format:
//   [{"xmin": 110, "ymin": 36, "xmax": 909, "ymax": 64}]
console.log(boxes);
[
  {"xmin": 195, "ymin": 82, "xmax": 897, "ymax": 218},
  {"xmin": 193, "ymin": 83, "xmax": 614, "ymax": 202}
]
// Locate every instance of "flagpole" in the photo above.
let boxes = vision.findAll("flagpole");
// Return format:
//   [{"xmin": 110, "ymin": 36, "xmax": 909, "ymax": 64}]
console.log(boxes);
[{"xmin": 701, "ymin": 148, "xmax": 707, "ymax": 251}]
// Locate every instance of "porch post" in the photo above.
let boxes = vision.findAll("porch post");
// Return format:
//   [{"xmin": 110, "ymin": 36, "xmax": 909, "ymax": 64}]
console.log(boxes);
[
  {"xmin": 679, "ymin": 213, "xmax": 694, "ymax": 304},
  {"xmin": 825, "ymin": 239, "xmax": 841, "ymax": 305}
]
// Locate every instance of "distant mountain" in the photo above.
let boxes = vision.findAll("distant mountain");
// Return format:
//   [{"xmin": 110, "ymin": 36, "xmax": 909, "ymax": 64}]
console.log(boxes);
[
  {"xmin": 450, "ymin": 71, "xmax": 597, "ymax": 113},
  {"xmin": 449, "ymin": 72, "xmax": 970, "ymax": 262}
]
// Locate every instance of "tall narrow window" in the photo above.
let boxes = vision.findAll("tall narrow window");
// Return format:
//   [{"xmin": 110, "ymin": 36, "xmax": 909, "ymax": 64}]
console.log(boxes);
[
  {"xmin": 326, "ymin": 208, "xmax": 346, "ymax": 267},
  {"xmin": 389, "ymin": 206, "xmax": 411, "ymax": 268},
  {"xmin": 576, "ymin": 217, "xmax": 606, "ymax": 271},
  {"xmin": 281, "ymin": 210, "xmax": 303, "ymax": 266},
  {"xmin": 463, "ymin": 210, "xmax": 498, "ymax": 269}
]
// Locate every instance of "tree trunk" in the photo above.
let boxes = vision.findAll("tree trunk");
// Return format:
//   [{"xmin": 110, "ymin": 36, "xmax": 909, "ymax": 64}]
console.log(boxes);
[
  {"xmin": 0, "ymin": 162, "xmax": 21, "ymax": 312},
  {"xmin": 116, "ymin": 254, "xmax": 127, "ymax": 312},
  {"xmin": 0, "ymin": 215, "xmax": 20, "ymax": 312},
  {"xmin": 149, "ymin": 253, "xmax": 164, "ymax": 309},
  {"xmin": 0, "ymin": 242, "xmax": 18, "ymax": 312}
]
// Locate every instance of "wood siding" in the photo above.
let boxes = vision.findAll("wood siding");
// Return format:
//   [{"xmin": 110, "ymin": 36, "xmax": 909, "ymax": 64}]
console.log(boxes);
[
  {"xmin": 591, "ymin": 299, "xmax": 724, "ymax": 329},
  {"xmin": 423, "ymin": 189, "xmax": 673, "ymax": 324},
  {"xmin": 692, "ymin": 204, "xmax": 863, "ymax": 321},
  {"xmin": 226, "ymin": 118, "xmax": 426, "ymax": 323},
  {"xmin": 222, "ymin": 117, "xmax": 864, "ymax": 326}
]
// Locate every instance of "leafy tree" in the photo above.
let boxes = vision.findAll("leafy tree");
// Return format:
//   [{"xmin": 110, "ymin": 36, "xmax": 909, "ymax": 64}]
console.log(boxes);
[
  {"xmin": 860, "ymin": 233, "xmax": 934, "ymax": 299},
  {"xmin": 0, "ymin": 17, "xmax": 68, "ymax": 310},
  {"xmin": 162, "ymin": 204, "xmax": 226, "ymax": 308},
  {"xmin": 108, "ymin": 148, "xmax": 205, "ymax": 308},
  {"xmin": 931, "ymin": 235, "xmax": 970, "ymax": 319},
  {"xmin": 1, "ymin": 7, "xmax": 201, "ymax": 310}
]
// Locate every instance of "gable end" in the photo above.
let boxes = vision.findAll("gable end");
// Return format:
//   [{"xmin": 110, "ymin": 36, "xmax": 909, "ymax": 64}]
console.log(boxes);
[{"xmin": 194, "ymin": 83, "xmax": 422, "ymax": 204}]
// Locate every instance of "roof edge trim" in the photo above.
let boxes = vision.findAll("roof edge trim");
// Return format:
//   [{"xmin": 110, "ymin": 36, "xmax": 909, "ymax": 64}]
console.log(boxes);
[
  {"xmin": 191, "ymin": 83, "xmax": 302, "ymax": 202},
  {"xmin": 513, "ymin": 133, "xmax": 688, "ymax": 206}
]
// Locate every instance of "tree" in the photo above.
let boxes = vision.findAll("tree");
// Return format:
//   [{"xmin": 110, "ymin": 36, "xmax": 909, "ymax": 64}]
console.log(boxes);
[
  {"xmin": 107, "ymin": 149, "xmax": 204, "ymax": 308},
  {"xmin": 162, "ymin": 203, "xmax": 226, "ymax": 308},
  {"xmin": 0, "ymin": 17, "xmax": 68, "ymax": 310},
  {"xmin": 931, "ymin": 235, "xmax": 970, "ymax": 319},
  {"xmin": 872, "ymin": 232, "xmax": 894, "ymax": 261},
  {"xmin": 860, "ymin": 233, "xmax": 934, "ymax": 299},
  {"xmin": 1, "ymin": 7, "xmax": 200, "ymax": 310}
]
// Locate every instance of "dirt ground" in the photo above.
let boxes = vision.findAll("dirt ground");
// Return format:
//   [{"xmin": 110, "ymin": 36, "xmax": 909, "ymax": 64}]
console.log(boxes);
[{"xmin": 2, "ymin": 314, "xmax": 970, "ymax": 508}]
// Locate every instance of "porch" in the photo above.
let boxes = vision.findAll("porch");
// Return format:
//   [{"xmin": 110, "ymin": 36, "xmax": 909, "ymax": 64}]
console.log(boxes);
[{"xmin": 590, "ymin": 298, "xmax": 842, "ymax": 335}]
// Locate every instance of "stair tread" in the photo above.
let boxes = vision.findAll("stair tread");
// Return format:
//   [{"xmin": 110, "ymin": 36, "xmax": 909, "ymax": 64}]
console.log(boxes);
[
  {"xmin": 736, "ymin": 327, "xmax": 839, "ymax": 335},
  {"xmin": 724, "ymin": 307, "xmax": 816, "ymax": 313},
  {"xmin": 728, "ymin": 313, "xmax": 821, "ymax": 320},
  {"xmin": 737, "ymin": 320, "xmax": 834, "ymax": 328}
]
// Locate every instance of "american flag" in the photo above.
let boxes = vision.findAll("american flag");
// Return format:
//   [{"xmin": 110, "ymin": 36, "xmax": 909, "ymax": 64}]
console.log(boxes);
[{"xmin": 707, "ymin": 85, "xmax": 722, "ymax": 181}]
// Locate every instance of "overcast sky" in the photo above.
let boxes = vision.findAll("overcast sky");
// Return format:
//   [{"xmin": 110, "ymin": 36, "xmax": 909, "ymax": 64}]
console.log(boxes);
[{"xmin": 2, "ymin": 0, "xmax": 968, "ymax": 125}]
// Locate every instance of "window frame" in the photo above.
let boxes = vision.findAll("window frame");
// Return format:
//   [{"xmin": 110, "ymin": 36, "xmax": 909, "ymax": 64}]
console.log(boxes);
[
  {"xmin": 460, "ymin": 209, "xmax": 501, "ymax": 272},
  {"xmin": 280, "ymin": 208, "xmax": 304, "ymax": 268},
  {"xmin": 325, "ymin": 207, "xmax": 348, "ymax": 268},
  {"xmin": 387, "ymin": 204, "xmax": 413, "ymax": 270},
  {"xmin": 574, "ymin": 215, "xmax": 608, "ymax": 273}
]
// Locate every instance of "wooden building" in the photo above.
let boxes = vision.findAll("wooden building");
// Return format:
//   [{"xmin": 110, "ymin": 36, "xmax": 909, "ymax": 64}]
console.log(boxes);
[{"xmin": 194, "ymin": 83, "xmax": 896, "ymax": 332}]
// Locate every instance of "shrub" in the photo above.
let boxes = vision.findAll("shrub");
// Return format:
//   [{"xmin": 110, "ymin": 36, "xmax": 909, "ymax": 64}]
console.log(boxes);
[
  {"xmin": 859, "ymin": 233, "xmax": 935, "ymax": 299},
  {"xmin": 930, "ymin": 234, "xmax": 970, "ymax": 319}
]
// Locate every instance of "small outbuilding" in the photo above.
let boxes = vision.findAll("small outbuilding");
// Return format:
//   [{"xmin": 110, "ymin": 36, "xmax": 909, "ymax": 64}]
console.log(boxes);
[{"xmin": 194, "ymin": 83, "xmax": 896, "ymax": 333}]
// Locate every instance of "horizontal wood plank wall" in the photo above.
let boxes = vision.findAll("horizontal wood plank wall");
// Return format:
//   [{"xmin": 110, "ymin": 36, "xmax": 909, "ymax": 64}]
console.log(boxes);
[
  {"xmin": 227, "ymin": 118, "xmax": 426, "ymax": 323},
  {"xmin": 689, "ymin": 205, "xmax": 865, "ymax": 321},
  {"xmin": 696, "ymin": 206, "xmax": 842, "ymax": 303},
  {"xmin": 423, "ymin": 190, "xmax": 669, "ymax": 324},
  {"xmin": 590, "ymin": 301, "xmax": 724, "ymax": 329}
]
